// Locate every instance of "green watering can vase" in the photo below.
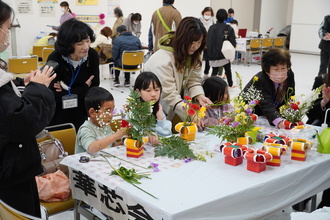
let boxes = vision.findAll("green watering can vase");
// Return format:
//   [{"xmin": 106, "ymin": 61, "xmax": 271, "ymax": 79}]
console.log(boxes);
[{"xmin": 316, "ymin": 129, "xmax": 330, "ymax": 154}]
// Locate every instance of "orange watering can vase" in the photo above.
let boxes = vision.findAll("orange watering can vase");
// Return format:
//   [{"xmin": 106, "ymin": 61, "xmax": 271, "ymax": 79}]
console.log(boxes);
[
  {"xmin": 125, "ymin": 137, "xmax": 148, "ymax": 158},
  {"xmin": 290, "ymin": 138, "xmax": 312, "ymax": 161},
  {"xmin": 175, "ymin": 122, "xmax": 197, "ymax": 141},
  {"xmin": 220, "ymin": 142, "xmax": 248, "ymax": 166}
]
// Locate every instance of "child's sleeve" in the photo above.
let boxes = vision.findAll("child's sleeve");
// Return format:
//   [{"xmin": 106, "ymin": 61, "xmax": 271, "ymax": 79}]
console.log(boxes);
[{"xmin": 155, "ymin": 112, "xmax": 172, "ymax": 136}]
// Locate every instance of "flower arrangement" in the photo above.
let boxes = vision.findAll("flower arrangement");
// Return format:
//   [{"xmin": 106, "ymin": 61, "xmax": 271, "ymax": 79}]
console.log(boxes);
[
  {"xmin": 120, "ymin": 89, "xmax": 156, "ymax": 143},
  {"xmin": 207, "ymin": 73, "xmax": 262, "ymax": 142},
  {"xmin": 279, "ymin": 86, "xmax": 322, "ymax": 123},
  {"xmin": 182, "ymin": 96, "xmax": 206, "ymax": 126}
]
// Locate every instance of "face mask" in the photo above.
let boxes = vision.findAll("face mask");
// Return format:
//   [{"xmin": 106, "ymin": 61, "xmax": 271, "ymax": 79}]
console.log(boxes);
[
  {"xmin": 133, "ymin": 21, "xmax": 139, "ymax": 25},
  {"xmin": 60, "ymin": 7, "xmax": 66, "ymax": 13},
  {"xmin": 0, "ymin": 28, "xmax": 10, "ymax": 53},
  {"xmin": 204, "ymin": 15, "xmax": 211, "ymax": 20},
  {"xmin": 268, "ymin": 73, "xmax": 287, "ymax": 84}
]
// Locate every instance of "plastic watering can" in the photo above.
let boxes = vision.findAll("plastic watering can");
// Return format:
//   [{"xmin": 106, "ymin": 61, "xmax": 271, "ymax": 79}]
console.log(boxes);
[{"xmin": 316, "ymin": 109, "xmax": 330, "ymax": 154}]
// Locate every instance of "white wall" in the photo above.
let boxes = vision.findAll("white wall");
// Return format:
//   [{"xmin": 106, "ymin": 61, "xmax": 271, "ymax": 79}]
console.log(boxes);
[
  {"xmin": 290, "ymin": 0, "xmax": 330, "ymax": 54},
  {"xmin": 2, "ymin": 0, "xmax": 210, "ymax": 57}
]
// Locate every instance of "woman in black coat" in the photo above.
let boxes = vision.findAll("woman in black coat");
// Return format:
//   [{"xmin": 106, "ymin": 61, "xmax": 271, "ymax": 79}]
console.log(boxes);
[{"xmin": 0, "ymin": 2, "xmax": 56, "ymax": 217}]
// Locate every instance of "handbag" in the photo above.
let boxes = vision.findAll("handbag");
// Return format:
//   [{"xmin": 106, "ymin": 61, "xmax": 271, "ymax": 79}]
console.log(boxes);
[
  {"xmin": 38, "ymin": 130, "xmax": 68, "ymax": 175},
  {"xmin": 221, "ymin": 26, "xmax": 236, "ymax": 62},
  {"xmin": 35, "ymin": 170, "xmax": 71, "ymax": 202}
]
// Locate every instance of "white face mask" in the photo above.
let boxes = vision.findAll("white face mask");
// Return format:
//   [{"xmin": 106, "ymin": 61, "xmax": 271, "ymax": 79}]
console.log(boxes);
[
  {"xmin": 0, "ymin": 28, "xmax": 10, "ymax": 53},
  {"xmin": 268, "ymin": 72, "xmax": 288, "ymax": 84},
  {"xmin": 60, "ymin": 7, "xmax": 66, "ymax": 13},
  {"xmin": 204, "ymin": 15, "xmax": 211, "ymax": 20},
  {"xmin": 133, "ymin": 21, "xmax": 139, "ymax": 25}
]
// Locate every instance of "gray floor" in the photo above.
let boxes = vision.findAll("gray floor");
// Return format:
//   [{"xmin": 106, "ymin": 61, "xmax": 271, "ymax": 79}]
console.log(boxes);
[{"xmin": 48, "ymin": 52, "xmax": 323, "ymax": 220}]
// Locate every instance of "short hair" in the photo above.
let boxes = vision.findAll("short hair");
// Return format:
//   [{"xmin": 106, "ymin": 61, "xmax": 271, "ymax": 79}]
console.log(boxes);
[
  {"xmin": 100, "ymin": 26, "xmax": 112, "ymax": 38},
  {"xmin": 116, "ymin": 25, "xmax": 127, "ymax": 33},
  {"xmin": 261, "ymin": 48, "xmax": 292, "ymax": 73},
  {"xmin": 114, "ymin": 8, "xmax": 123, "ymax": 17},
  {"xmin": 163, "ymin": 0, "xmax": 175, "ymax": 4},
  {"xmin": 55, "ymin": 18, "xmax": 95, "ymax": 56},
  {"xmin": 201, "ymin": 7, "xmax": 214, "ymax": 17},
  {"xmin": 172, "ymin": 17, "xmax": 207, "ymax": 73},
  {"xmin": 85, "ymin": 87, "xmax": 114, "ymax": 113},
  {"xmin": 203, "ymin": 76, "xmax": 228, "ymax": 103},
  {"xmin": 134, "ymin": 72, "xmax": 162, "ymax": 117},
  {"xmin": 228, "ymin": 8, "xmax": 234, "ymax": 14},
  {"xmin": 216, "ymin": 9, "xmax": 228, "ymax": 22},
  {"xmin": 229, "ymin": 19, "xmax": 238, "ymax": 25},
  {"xmin": 131, "ymin": 13, "xmax": 142, "ymax": 22}
]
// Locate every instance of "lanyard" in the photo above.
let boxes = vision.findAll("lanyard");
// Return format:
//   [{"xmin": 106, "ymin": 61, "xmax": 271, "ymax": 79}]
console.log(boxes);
[{"xmin": 67, "ymin": 57, "xmax": 83, "ymax": 96}]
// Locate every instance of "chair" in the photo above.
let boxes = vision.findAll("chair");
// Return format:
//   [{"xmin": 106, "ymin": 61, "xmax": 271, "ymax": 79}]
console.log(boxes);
[
  {"xmin": 261, "ymin": 38, "xmax": 274, "ymax": 54},
  {"xmin": 0, "ymin": 199, "xmax": 42, "ymax": 220},
  {"xmin": 32, "ymin": 45, "xmax": 54, "ymax": 62},
  {"xmin": 8, "ymin": 56, "xmax": 38, "ymax": 74},
  {"xmin": 37, "ymin": 123, "xmax": 76, "ymax": 220},
  {"xmin": 246, "ymin": 38, "xmax": 262, "ymax": 65},
  {"xmin": 273, "ymin": 37, "xmax": 286, "ymax": 48},
  {"xmin": 42, "ymin": 47, "xmax": 55, "ymax": 64},
  {"xmin": 111, "ymin": 50, "xmax": 144, "ymax": 92}
]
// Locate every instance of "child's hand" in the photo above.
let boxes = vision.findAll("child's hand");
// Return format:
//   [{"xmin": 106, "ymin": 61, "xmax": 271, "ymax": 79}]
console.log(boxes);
[
  {"xmin": 148, "ymin": 133, "xmax": 160, "ymax": 145},
  {"xmin": 156, "ymin": 104, "xmax": 164, "ymax": 120}
]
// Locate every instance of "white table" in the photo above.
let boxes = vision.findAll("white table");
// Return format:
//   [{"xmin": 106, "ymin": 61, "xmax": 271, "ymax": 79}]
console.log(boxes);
[{"xmin": 61, "ymin": 118, "xmax": 330, "ymax": 220}]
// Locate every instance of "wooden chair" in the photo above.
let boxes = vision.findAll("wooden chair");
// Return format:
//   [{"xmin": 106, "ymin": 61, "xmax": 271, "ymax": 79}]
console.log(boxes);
[
  {"xmin": 273, "ymin": 37, "xmax": 286, "ymax": 48},
  {"xmin": 42, "ymin": 47, "xmax": 55, "ymax": 64},
  {"xmin": 8, "ymin": 56, "xmax": 38, "ymax": 74},
  {"xmin": 111, "ymin": 50, "xmax": 144, "ymax": 92},
  {"xmin": 261, "ymin": 38, "xmax": 274, "ymax": 54},
  {"xmin": 246, "ymin": 38, "xmax": 262, "ymax": 65},
  {"xmin": 0, "ymin": 199, "xmax": 42, "ymax": 220},
  {"xmin": 37, "ymin": 123, "xmax": 76, "ymax": 220}
]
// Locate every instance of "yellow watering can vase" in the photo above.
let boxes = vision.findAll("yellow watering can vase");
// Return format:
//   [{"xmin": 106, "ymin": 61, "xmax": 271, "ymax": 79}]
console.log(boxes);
[{"xmin": 316, "ymin": 128, "xmax": 330, "ymax": 154}]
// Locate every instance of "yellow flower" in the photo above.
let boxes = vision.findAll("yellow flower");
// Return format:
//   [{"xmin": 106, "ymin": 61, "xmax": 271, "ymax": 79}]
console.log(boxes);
[
  {"xmin": 182, "ymin": 102, "xmax": 187, "ymax": 107},
  {"xmin": 198, "ymin": 106, "xmax": 206, "ymax": 118},
  {"xmin": 253, "ymin": 76, "xmax": 259, "ymax": 82}
]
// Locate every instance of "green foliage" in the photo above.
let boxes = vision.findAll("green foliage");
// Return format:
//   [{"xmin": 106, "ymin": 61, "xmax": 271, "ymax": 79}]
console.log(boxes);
[
  {"xmin": 154, "ymin": 135, "xmax": 197, "ymax": 160},
  {"xmin": 110, "ymin": 166, "xmax": 150, "ymax": 185},
  {"xmin": 125, "ymin": 90, "xmax": 156, "ymax": 142}
]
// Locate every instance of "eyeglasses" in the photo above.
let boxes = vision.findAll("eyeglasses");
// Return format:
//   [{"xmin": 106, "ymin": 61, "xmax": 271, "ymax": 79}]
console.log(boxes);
[{"xmin": 270, "ymin": 67, "xmax": 289, "ymax": 74}]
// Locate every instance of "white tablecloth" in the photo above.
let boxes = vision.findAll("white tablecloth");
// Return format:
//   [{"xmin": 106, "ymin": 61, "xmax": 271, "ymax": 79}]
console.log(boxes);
[{"xmin": 61, "ymin": 118, "xmax": 330, "ymax": 220}]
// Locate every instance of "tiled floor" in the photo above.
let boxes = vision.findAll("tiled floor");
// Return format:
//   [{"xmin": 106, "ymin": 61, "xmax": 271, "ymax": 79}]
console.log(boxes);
[{"xmin": 48, "ymin": 52, "xmax": 323, "ymax": 220}]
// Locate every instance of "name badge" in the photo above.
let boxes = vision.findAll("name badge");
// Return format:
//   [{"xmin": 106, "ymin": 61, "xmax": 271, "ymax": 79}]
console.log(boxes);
[{"xmin": 62, "ymin": 94, "xmax": 78, "ymax": 109}]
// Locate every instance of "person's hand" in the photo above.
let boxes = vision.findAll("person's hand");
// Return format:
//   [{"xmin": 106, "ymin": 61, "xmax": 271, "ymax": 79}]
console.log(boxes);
[
  {"xmin": 156, "ymin": 104, "xmax": 164, "ymax": 120},
  {"xmin": 324, "ymin": 33, "xmax": 330, "ymax": 41},
  {"xmin": 148, "ymin": 133, "xmax": 160, "ymax": 145},
  {"xmin": 85, "ymin": 75, "xmax": 95, "ymax": 87},
  {"xmin": 196, "ymin": 95, "xmax": 212, "ymax": 108},
  {"xmin": 193, "ymin": 117, "xmax": 205, "ymax": 131},
  {"xmin": 29, "ymin": 65, "xmax": 56, "ymax": 87},
  {"xmin": 321, "ymin": 83, "xmax": 330, "ymax": 107},
  {"xmin": 277, "ymin": 120, "xmax": 286, "ymax": 129},
  {"xmin": 54, "ymin": 81, "xmax": 62, "ymax": 92}
]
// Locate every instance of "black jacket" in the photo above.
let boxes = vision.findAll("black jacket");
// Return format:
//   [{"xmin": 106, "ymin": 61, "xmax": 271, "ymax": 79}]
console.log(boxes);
[
  {"xmin": 243, "ymin": 69, "xmax": 295, "ymax": 125},
  {"xmin": 319, "ymin": 15, "xmax": 330, "ymax": 52},
  {"xmin": 48, "ymin": 48, "xmax": 100, "ymax": 130},
  {"xmin": 306, "ymin": 74, "xmax": 330, "ymax": 125},
  {"xmin": 0, "ymin": 76, "xmax": 55, "ymax": 188},
  {"xmin": 207, "ymin": 23, "xmax": 236, "ymax": 60}
]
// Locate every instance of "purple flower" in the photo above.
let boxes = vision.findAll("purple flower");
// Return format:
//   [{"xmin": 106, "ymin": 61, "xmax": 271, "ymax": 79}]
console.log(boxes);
[
  {"xmin": 184, "ymin": 157, "xmax": 192, "ymax": 163},
  {"xmin": 250, "ymin": 100, "xmax": 257, "ymax": 105},
  {"xmin": 150, "ymin": 163, "xmax": 159, "ymax": 172},
  {"xmin": 224, "ymin": 118, "xmax": 231, "ymax": 124},
  {"xmin": 112, "ymin": 108, "xmax": 118, "ymax": 115},
  {"xmin": 232, "ymin": 121, "xmax": 240, "ymax": 127},
  {"xmin": 246, "ymin": 107, "xmax": 252, "ymax": 114}
]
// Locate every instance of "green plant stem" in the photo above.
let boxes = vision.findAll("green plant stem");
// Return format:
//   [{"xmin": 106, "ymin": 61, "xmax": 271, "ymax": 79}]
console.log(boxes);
[{"xmin": 100, "ymin": 151, "xmax": 148, "ymax": 170}]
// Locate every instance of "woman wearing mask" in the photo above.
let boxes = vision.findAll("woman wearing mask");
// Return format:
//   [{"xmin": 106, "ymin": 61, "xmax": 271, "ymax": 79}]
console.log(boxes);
[
  {"xmin": 242, "ymin": 48, "xmax": 295, "ymax": 129},
  {"xmin": 199, "ymin": 7, "xmax": 214, "ymax": 76},
  {"xmin": 0, "ymin": 1, "xmax": 56, "ymax": 217},
  {"xmin": 123, "ymin": 13, "xmax": 142, "ymax": 38},
  {"xmin": 52, "ymin": 1, "xmax": 74, "ymax": 31}
]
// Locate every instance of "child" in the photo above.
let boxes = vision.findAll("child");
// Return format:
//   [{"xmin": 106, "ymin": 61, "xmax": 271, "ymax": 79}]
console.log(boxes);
[
  {"xmin": 75, "ymin": 87, "xmax": 126, "ymax": 154},
  {"xmin": 202, "ymin": 76, "xmax": 233, "ymax": 126},
  {"xmin": 133, "ymin": 72, "xmax": 172, "ymax": 144}
]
